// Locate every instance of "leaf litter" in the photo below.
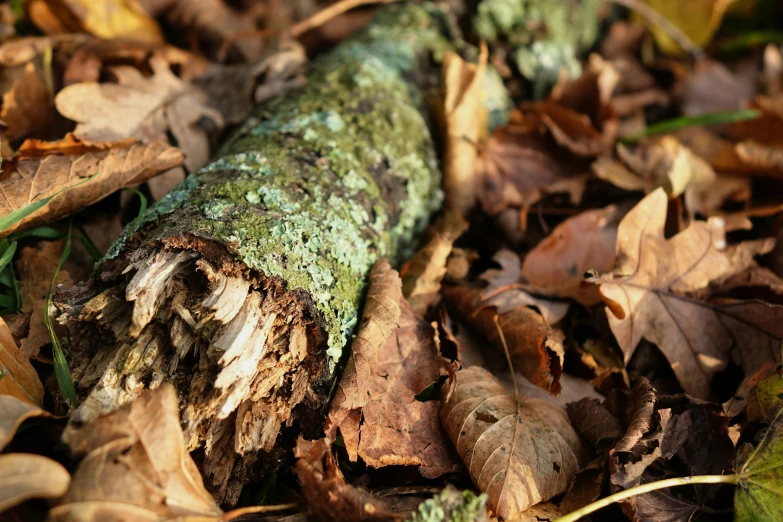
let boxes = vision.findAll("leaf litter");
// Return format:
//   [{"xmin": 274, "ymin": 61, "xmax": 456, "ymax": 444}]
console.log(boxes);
[{"xmin": 3, "ymin": 1, "xmax": 783, "ymax": 522}]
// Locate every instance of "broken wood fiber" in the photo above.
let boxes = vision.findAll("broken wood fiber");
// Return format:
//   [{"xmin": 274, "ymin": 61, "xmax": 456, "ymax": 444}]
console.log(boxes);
[{"xmin": 59, "ymin": 4, "xmax": 449, "ymax": 504}]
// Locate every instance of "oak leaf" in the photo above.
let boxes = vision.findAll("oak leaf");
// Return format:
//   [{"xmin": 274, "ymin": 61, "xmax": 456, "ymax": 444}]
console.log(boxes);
[
  {"xmin": 521, "ymin": 206, "xmax": 620, "ymax": 305},
  {"xmin": 0, "ymin": 136, "xmax": 183, "ymax": 237},
  {"xmin": 55, "ymin": 55, "xmax": 222, "ymax": 173},
  {"xmin": 0, "ymin": 317, "xmax": 44, "ymax": 405},
  {"xmin": 293, "ymin": 437, "xmax": 397, "ymax": 522},
  {"xmin": 327, "ymin": 260, "xmax": 461, "ymax": 478},
  {"xmin": 440, "ymin": 366, "xmax": 587, "ymax": 519},
  {"xmin": 0, "ymin": 453, "xmax": 70, "ymax": 512},
  {"xmin": 53, "ymin": 384, "xmax": 223, "ymax": 521},
  {"xmin": 590, "ymin": 188, "xmax": 783, "ymax": 400}
]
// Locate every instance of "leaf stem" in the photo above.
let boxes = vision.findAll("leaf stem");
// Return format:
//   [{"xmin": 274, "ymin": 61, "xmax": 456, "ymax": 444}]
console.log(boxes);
[{"xmin": 553, "ymin": 474, "xmax": 740, "ymax": 522}]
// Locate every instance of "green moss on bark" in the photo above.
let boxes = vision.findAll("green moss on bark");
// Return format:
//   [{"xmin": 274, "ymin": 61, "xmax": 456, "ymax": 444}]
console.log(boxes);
[{"xmin": 106, "ymin": 4, "xmax": 449, "ymax": 365}]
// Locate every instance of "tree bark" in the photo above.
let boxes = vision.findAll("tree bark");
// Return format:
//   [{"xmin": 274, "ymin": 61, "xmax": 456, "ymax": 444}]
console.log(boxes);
[{"xmin": 58, "ymin": 3, "xmax": 449, "ymax": 505}]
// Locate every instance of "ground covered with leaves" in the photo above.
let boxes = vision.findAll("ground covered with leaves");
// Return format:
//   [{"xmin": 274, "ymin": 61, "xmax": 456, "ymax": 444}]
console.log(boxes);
[{"xmin": 3, "ymin": 0, "xmax": 783, "ymax": 521}]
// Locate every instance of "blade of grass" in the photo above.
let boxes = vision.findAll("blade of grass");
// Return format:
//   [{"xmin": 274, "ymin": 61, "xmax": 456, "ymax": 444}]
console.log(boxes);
[
  {"xmin": 0, "ymin": 172, "xmax": 98, "ymax": 234},
  {"xmin": 44, "ymin": 218, "xmax": 77, "ymax": 408},
  {"xmin": 77, "ymin": 224, "xmax": 102, "ymax": 262},
  {"xmin": 7, "ymin": 262, "xmax": 20, "ymax": 311},
  {"xmin": 622, "ymin": 109, "xmax": 761, "ymax": 144},
  {"xmin": 0, "ymin": 293, "xmax": 15, "ymax": 309},
  {"xmin": 125, "ymin": 187, "xmax": 148, "ymax": 221},
  {"xmin": 0, "ymin": 241, "xmax": 17, "ymax": 276},
  {"xmin": 8, "ymin": 226, "xmax": 63, "ymax": 241}
]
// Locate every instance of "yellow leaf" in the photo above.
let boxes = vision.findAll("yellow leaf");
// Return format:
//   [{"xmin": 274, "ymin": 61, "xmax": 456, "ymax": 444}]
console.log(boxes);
[
  {"xmin": 29, "ymin": 0, "xmax": 163, "ymax": 44},
  {"xmin": 641, "ymin": 0, "xmax": 737, "ymax": 55}
]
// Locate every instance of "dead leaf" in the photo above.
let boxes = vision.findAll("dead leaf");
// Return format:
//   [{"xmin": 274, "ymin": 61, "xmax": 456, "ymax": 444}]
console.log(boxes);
[
  {"xmin": 327, "ymin": 260, "xmax": 461, "ymax": 478},
  {"xmin": 590, "ymin": 188, "xmax": 783, "ymax": 402},
  {"xmin": 16, "ymin": 240, "xmax": 73, "ymax": 358},
  {"xmin": 401, "ymin": 212, "xmax": 468, "ymax": 316},
  {"xmin": 676, "ymin": 59, "xmax": 757, "ymax": 116},
  {"xmin": 28, "ymin": 0, "xmax": 163, "ymax": 43},
  {"xmin": 0, "ymin": 453, "xmax": 70, "ymax": 512},
  {"xmin": 567, "ymin": 398, "xmax": 624, "ymax": 450},
  {"xmin": 55, "ymin": 55, "xmax": 222, "ymax": 173},
  {"xmin": 474, "ymin": 109, "xmax": 589, "ymax": 216},
  {"xmin": 521, "ymin": 206, "xmax": 620, "ymax": 305},
  {"xmin": 592, "ymin": 137, "xmax": 717, "ymax": 209},
  {"xmin": 1, "ymin": 62, "xmax": 55, "ymax": 143},
  {"xmin": 0, "ymin": 137, "xmax": 183, "ymax": 237},
  {"xmin": 443, "ymin": 251, "xmax": 568, "ymax": 396},
  {"xmin": 0, "ymin": 395, "xmax": 51, "ymax": 449},
  {"xmin": 440, "ymin": 366, "xmax": 587, "ymax": 519},
  {"xmin": 607, "ymin": 381, "xmax": 734, "ymax": 521},
  {"xmin": 293, "ymin": 437, "xmax": 397, "ymax": 522},
  {"xmin": 0, "ymin": 317, "xmax": 44, "ymax": 405},
  {"xmin": 442, "ymin": 44, "xmax": 487, "ymax": 216},
  {"xmin": 53, "ymin": 384, "xmax": 223, "ymax": 521}
]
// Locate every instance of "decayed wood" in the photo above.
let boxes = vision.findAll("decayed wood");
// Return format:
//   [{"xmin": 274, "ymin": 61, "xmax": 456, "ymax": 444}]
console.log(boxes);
[{"xmin": 57, "ymin": 3, "xmax": 449, "ymax": 505}]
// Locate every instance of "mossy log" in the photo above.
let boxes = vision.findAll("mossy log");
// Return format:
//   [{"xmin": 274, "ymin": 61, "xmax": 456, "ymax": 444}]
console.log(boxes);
[{"xmin": 58, "ymin": 4, "xmax": 450, "ymax": 505}]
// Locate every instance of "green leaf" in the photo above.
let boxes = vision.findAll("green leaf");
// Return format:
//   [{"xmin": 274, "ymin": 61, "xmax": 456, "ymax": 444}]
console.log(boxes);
[
  {"xmin": 44, "ymin": 219, "xmax": 77, "ymax": 408},
  {"xmin": 735, "ymin": 407, "xmax": 783, "ymax": 522}
]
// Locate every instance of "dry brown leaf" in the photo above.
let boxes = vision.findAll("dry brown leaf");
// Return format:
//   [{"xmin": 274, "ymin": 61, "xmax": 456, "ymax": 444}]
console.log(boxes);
[
  {"xmin": 294, "ymin": 437, "xmax": 397, "ymax": 522},
  {"xmin": 400, "ymin": 212, "xmax": 468, "ymax": 316},
  {"xmin": 55, "ymin": 55, "xmax": 222, "ymax": 173},
  {"xmin": 54, "ymin": 384, "xmax": 223, "ymax": 521},
  {"xmin": 0, "ymin": 138, "xmax": 183, "ymax": 237},
  {"xmin": 16, "ymin": 240, "xmax": 73, "ymax": 358},
  {"xmin": 440, "ymin": 366, "xmax": 587, "ymax": 519},
  {"xmin": 475, "ymin": 111, "xmax": 589, "ymax": 216},
  {"xmin": 442, "ymin": 44, "xmax": 487, "ymax": 216},
  {"xmin": 0, "ymin": 317, "xmax": 44, "ymax": 405},
  {"xmin": 0, "ymin": 395, "xmax": 51, "ymax": 449},
  {"xmin": 28, "ymin": 0, "xmax": 163, "ymax": 43},
  {"xmin": 590, "ymin": 188, "xmax": 783, "ymax": 402},
  {"xmin": 592, "ymin": 137, "xmax": 716, "ymax": 204},
  {"xmin": 1, "ymin": 61, "xmax": 55, "ymax": 142},
  {"xmin": 521, "ymin": 206, "xmax": 620, "ymax": 305},
  {"xmin": 443, "ymin": 250, "xmax": 568, "ymax": 396},
  {"xmin": 327, "ymin": 260, "xmax": 461, "ymax": 478},
  {"xmin": 0, "ymin": 453, "xmax": 70, "ymax": 512}
]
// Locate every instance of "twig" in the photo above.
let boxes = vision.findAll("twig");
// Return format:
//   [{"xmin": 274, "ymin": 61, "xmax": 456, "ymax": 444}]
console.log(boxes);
[
  {"xmin": 553, "ymin": 474, "xmax": 739, "ymax": 522},
  {"xmin": 290, "ymin": 0, "xmax": 403, "ymax": 37},
  {"xmin": 494, "ymin": 315, "xmax": 519, "ymax": 403},
  {"xmin": 607, "ymin": 0, "xmax": 705, "ymax": 59},
  {"xmin": 222, "ymin": 502, "xmax": 299, "ymax": 520}
]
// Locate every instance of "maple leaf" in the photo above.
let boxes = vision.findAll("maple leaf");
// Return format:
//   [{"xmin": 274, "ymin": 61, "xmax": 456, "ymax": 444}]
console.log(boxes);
[
  {"xmin": 590, "ymin": 188, "xmax": 783, "ymax": 402},
  {"xmin": 327, "ymin": 260, "xmax": 461, "ymax": 478},
  {"xmin": 440, "ymin": 366, "xmax": 588, "ymax": 519}
]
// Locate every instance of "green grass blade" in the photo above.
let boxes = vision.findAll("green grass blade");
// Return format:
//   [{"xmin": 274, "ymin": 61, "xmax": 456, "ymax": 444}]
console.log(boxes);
[
  {"xmin": 0, "ymin": 293, "xmax": 15, "ymax": 309},
  {"xmin": 8, "ymin": 226, "xmax": 63, "ymax": 241},
  {"xmin": 7, "ymin": 262, "xmax": 20, "ymax": 311},
  {"xmin": 0, "ymin": 172, "xmax": 99, "ymax": 234},
  {"xmin": 77, "ymin": 225, "xmax": 102, "ymax": 262},
  {"xmin": 125, "ymin": 188, "xmax": 148, "ymax": 220},
  {"xmin": 622, "ymin": 109, "xmax": 761, "ymax": 144},
  {"xmin": 0, "ymin": 241, "xmax": 17, "ymax": 275},
  {"xmin": 44, "ymin": 218, "xmax": 77, "ymax": 408}
]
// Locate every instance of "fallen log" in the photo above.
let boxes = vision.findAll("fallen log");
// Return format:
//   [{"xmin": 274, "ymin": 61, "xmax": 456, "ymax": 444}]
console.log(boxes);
[{"xmin": 57, "ymin": 3, "xmax": 449, "ymax": 504}]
